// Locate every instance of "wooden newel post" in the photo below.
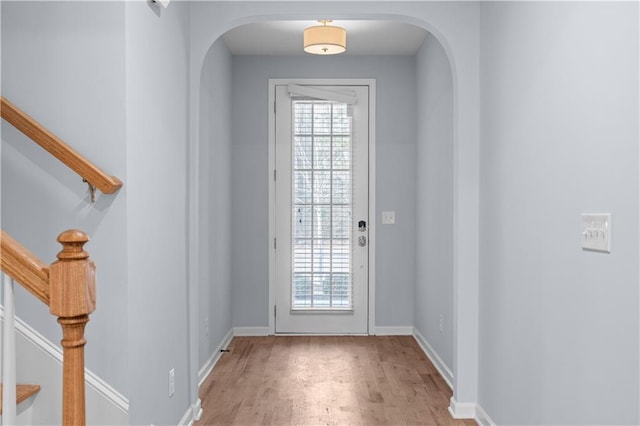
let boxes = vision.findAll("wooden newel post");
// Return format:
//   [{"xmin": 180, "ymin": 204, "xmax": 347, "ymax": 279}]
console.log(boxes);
[{"xmin": 49, "ymin": 230, "xmax": 96, "ymax": 426}]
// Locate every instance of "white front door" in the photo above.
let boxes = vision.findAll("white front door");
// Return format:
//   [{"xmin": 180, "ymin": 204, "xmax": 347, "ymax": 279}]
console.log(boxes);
[{"xmin": 274, "ymin": 83, "xmax": 370, "ymax": 334}]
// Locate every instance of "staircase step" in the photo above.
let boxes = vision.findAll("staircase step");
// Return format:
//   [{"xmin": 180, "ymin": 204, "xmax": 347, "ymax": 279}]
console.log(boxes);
[{"xmin": 0, "ymin": 384, "xmax": 41, "ymax": 414}]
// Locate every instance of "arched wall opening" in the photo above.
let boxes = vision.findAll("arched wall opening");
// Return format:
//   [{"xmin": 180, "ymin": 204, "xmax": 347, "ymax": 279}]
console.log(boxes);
[{"xmin": 187, "ymin": 4, "xmax": 480, "ymax": 418}]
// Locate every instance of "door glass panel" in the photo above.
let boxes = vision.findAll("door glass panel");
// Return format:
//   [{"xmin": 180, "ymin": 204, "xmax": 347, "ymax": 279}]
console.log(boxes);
[{"xmin": 291, "ymin": 100, "xmax": 353, "ymax": 310}]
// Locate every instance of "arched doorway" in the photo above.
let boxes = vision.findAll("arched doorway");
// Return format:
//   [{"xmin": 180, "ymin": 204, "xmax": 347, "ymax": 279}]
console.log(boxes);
[{"xmin": 188, "ymin": 4, "xmax": 480, "ymax": 420}]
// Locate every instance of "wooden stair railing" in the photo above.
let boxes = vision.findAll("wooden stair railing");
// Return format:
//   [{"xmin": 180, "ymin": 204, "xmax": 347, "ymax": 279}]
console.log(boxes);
[
  {"xmin": 0, "ymin": 96, "xmax": 122, "ymax": 196},
  {"xmin": 0, "ymin": 230, "xmax": 50, "ymax": 305},
  {"xmin": 1, "ymin": 229, "xmax": 96, "ymax": 426}
]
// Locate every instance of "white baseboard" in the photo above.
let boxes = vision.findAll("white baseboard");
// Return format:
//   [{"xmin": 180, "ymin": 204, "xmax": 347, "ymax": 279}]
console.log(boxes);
[
  {"xmin": 412, "ymin": 328, "xmax": 454, "ymax": 389},
  {"xmin": 185, "ymin": 329, "xmax": 235, "ymax": 426},
  {"xmin": 192, "ymin": 398, "xmax": 203, "ymax": 422},
  {"xmin": 178, "ymin": 398, "xmax": 202, "ymax": 426},
  {"xmin": 190, "ymin": 327, "xmax": 270, "ymax": 425},
  {"xmin": 5, "ymin": 308, "xmax": 129, "ymax": 413},
  {"xmin": 475, "ymin": 404, "xmax": 496, "ymax": 426},
  {"xmin": 198, "ymin": 328, "xmax": 234, "ymax": 386},
  {"xmin": 233, "ymin": 326, "xmax": 269, "ymax": 336},
  {"xmin": 374, "ymin": 326, "xmax": 413, "ymax": 335},
  {"xmin": 234, "ymin": 325, "xmax": 415, "ymax": 337},
  {"xmin": 448, "ymin": 396, "xmax": 476, "ymax": 419}
]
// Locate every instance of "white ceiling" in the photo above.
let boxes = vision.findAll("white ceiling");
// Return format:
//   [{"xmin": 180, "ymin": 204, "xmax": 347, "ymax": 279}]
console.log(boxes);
[{"xmin": 222, "ymin": 20, "xmax": 429, "ymax": 56}]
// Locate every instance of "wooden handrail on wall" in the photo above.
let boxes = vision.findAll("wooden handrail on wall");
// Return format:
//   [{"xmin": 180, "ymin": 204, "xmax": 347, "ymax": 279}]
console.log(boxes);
[
  {"xmin": 0, "ymin": 96, "xmax": 122, "ymax": 195},
  {"xmin": 0, "ymin": 228, "xmax": 95, "ymax": 426}
]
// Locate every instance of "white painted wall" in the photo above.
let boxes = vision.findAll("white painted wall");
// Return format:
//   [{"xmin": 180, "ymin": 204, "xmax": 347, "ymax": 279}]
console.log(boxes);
[
  {"xmin": 414, "ymin": 33, "xmax": 454, "ymax": 372},
  {"xmin": 479, "ymin": 2, "xmax": 639, "ymax": 424},
  {"xmin": 229, "ymin": 55, "xmax": 417, "ymax": 329},
  {"xmin": 198, "ymin": 38, "xmax": 234, "ymax": 369}
]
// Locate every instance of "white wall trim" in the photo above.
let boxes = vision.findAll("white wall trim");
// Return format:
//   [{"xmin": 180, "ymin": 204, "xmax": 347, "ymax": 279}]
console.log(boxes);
[
  {"xmin": 233, "ymin": 327, "xmax": 270, "ymax": 336},
  {"xmin": 448, "ymin": 397, "xmax": 476, "ymax": 419},
  {"xmin": 475, "ymin": 404, "xmax": 497, "ymax": 426},
  {"xmin": 178, "ymin": 398, "xmax": 202, "ymax": 426},
  {"xmin": 374, "ymin": 326, "xmax": 413, "ymax": 336},
  {"xmin": 367, "ymin": 80, "xmax": 377, "ymax": 336},
  {"xmin": 2, "ymin": 308, "xmax": 129, "ymax": 413},
  {"xmin": 267, "ymin": 78, "xmax": 277, "ymax": 335},
  {"xmin": 412, "ymin": 328, "xmax": 454, "ymax": 390},
  {"xmin": 186, "ymin": 329, "xmax": 235, "ymax": 426},
  {"xmin": 193, "ymin": 399, "xmax": 203, "ymax": 422},
  {"xmin": 198, "ymin": 328, "xmax": 234, "ymax": 386}
]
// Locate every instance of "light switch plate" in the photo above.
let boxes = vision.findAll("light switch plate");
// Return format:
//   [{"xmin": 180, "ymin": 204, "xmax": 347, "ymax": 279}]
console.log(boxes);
[
  {"xmin": 381, "ymin": 211, "xmax": 395, "ymax": 225},
  {"xmin": 581, "ymin": 213, "xmax": 611, "ymax": 253}
]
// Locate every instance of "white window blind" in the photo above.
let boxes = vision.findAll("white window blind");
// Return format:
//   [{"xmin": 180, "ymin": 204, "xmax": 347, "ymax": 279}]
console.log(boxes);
[
  {"xmin": 291, "ymin": 98, "xmax": 354, "ymax": 310},
  {"xmin": 287, "ymin": 84, "xmax": 357, "ymax": 105}
]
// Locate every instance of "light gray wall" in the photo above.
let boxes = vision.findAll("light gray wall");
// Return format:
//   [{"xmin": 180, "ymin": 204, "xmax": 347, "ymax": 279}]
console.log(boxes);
[
  {"xmin": 198, "ymin": 38, "xmax": 233, "ymax": 369},
  {"xmin": 124, "ymin": 2, "xmax": 192, "ymax": 424},
  {"xmin": 1, "ymin": 0, "xmax": 128, "ymax": 395},
  {"xmin": 414, "ymin": 33, "xmax": 454, "ymax": 370},
  {"xmin": 230, "ymin": 55, "xmax": 417, "ymax": 328},
  {"xmin": 479, "ymin": 2, "xmax": 639, "ymax": 424},
  {"xmin": 191, "ymin": 1, "xmax": 481, "ymax": 405},
  {"xmin": 15, "ymin": 322, "xmax": 128, "ymax": 425}
]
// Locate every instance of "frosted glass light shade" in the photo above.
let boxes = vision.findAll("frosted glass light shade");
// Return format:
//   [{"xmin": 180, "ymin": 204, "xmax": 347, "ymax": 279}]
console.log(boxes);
[{"xmin": 303, "ymin": 25, "xmax": 346, "ymax": 55}]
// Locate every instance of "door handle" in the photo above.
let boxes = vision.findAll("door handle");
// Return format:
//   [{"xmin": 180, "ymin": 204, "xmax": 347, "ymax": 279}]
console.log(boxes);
[{"xmin": 358, "ymin": 235, "xmax": 367, "ymax": 247}]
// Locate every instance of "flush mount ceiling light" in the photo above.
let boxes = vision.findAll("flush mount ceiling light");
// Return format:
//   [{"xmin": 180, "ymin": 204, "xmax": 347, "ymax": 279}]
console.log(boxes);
[
  {"xmin": 151, "ymin": 0, "xmax": 170, "ymax": 8},
  {"xmin": 303, "ymin": 20, "xmax": 346, "ymax": 55}
]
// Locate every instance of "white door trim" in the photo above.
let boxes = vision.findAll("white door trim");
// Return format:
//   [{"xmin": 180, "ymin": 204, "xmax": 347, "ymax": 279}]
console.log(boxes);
[{"xmin": 268, "ymin": 78, "xmax": 376, "ymax": 335}]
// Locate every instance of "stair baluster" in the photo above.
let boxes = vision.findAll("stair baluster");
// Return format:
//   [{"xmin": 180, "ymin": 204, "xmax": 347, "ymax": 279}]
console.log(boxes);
[{"xmin": 1, "ymin": 273, "xmax": 17, "ymax": 425}]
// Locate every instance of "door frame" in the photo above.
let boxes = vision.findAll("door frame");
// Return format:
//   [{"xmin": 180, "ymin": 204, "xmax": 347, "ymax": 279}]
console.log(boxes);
[{"xmin": 268, "ymin": 78, "xmax": 377, "ymax": 335}]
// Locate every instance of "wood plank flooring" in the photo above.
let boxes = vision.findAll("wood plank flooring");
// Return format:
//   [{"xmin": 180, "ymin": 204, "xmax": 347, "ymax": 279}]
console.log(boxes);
[{"xmin": 196, "ymin": 336, "xmax": 476, "ymax": 425}]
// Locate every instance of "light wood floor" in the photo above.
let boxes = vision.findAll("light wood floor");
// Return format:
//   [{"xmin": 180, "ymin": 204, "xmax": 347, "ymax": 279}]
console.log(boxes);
[{"xmin": 196, "ymin": 335, "xmax": 476, "ymax": 425}]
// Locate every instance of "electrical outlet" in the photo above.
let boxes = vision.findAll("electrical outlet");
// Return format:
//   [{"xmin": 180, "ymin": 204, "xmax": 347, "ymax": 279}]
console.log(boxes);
[
  {"xmin": 169, "ymin": 368, "xmax": 175, "ymax": 397},
  {"xmin": 439, "ymin": 314, "xmax": 444, "ymax": 333}
]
